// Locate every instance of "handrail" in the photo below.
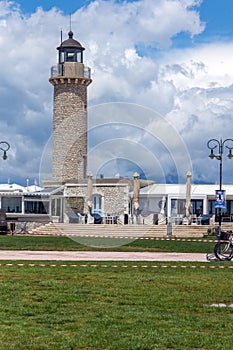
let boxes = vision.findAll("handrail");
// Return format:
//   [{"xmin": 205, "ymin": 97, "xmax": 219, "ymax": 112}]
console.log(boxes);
[{"xmin": 50, "ymin": 64, "xmax": 91, "ymax": 79}]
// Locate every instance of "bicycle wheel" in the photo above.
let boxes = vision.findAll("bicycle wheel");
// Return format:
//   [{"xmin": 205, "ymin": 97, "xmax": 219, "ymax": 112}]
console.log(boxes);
[{"xmin": 214, "ymin": 242, "xmax": 233, "ymax": 261}]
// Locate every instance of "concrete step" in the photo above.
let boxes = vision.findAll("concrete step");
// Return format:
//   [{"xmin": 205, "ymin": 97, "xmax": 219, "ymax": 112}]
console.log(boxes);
[
  {"xmin": 172, "ymin": 225, "xmax": 208, "ymax": 238},
  {"xmin": 30, "ymin": 223, "xmax": 167, "ymax": 237},
  {"xmin": 29, "ymin": 222, "xmax": 215, "ymax": 238}
]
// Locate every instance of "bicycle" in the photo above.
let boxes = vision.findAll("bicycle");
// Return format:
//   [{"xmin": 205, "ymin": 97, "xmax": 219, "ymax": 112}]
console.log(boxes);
[{"xmin": 214, "ymin": 230, "xmax": 233, "ymax": 261}]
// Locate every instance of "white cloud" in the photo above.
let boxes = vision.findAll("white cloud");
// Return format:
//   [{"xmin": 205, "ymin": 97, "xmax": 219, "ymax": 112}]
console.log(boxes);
[
  {"xmin": 160, "ymin": 43, "xmax": 233, "ymax": 89},
  {"xmin": 135, "ymin": 0, "xmax": 204, "ymax": 47},
  {"xmin": 121, "ymin": 48, "xmax": 141, "ymax": 69},
  {"xmin": 1, "ymin": 0, "xmax": 233, "ymax": 185}
]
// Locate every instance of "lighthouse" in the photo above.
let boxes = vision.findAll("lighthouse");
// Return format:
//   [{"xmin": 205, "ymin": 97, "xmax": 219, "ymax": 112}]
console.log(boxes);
[
  {"xmin": 46, "ymin": 30, "xmax": 132, "ymax": 220},
  {"xmin": 49, "ymin": 31, "xmax": 92, "ymax": 183}
]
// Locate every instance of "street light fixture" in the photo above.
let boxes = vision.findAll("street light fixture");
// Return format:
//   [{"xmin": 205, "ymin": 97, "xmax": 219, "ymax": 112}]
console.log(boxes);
[
  {"xmin": 0, "ymin": 141, "xmax": 10, "ymax": 160},
  {"xmin": 207, "ymin": 138, "xmax": 233, "ymax": 234}
]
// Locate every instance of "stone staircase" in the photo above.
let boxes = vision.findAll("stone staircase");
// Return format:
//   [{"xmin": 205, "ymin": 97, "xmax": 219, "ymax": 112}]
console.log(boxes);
[
  {"xmin": 30, "ymin": 223, "xmax": 166, "ymax": 237},
  {"xmin": 28, "ymin": 222, "xmax": 221, "ymax": 238}
]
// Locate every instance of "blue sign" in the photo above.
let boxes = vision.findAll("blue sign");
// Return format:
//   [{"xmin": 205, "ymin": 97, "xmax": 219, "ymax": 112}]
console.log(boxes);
[{"xmin": 215, "ymin": 190, "xmax": 226, "ymax": 209}]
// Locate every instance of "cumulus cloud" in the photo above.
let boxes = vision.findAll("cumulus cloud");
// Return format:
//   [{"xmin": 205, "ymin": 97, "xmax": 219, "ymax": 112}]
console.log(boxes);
[
  {"xmin": 160, "ymin": 43, "xmax": 233, "ymax": 183},
  {"xmin": 0, "ymin": 0, "xmax": 232, "ymax": 185}
]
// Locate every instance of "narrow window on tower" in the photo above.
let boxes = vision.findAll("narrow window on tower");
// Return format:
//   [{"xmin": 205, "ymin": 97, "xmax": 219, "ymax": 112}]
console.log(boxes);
[{"xmin": 82, "ymin": 155, "xmax": 87, "ymax": 179}]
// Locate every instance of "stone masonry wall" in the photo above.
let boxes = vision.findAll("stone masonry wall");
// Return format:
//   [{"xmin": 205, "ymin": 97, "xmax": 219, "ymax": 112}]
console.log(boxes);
[
  {"xmin": 64, "ymin": 183, "xmax": 130, "ymax": 216},
  {"xmin": 102, "ymin": 185, "xmax": 128, "ymax": 215},
  {"xmin": 52, "ymin": 80, "xmax": 87, "ymax": 182}
]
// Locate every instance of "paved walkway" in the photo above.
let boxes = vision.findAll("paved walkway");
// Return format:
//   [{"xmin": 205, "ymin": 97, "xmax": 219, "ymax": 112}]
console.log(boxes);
[{"xmin": 0, "ymin": 251, "xmax": 208, "ymax": 262}]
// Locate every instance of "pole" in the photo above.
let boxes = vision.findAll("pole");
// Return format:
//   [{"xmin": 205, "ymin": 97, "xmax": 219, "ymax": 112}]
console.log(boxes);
[
  {"xmin": 207, "ymin": 138, "xmax": 233, "ymax": 236},
  {"xmin": 219, "ymin": 150, "xmax": 222, "ymax": 232}
]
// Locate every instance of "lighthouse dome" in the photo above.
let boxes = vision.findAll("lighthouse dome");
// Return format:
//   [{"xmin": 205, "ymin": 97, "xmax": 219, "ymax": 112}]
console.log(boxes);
[{"xmin": 57, "ymin": 31, "xmax": 85, "ymax": 51}]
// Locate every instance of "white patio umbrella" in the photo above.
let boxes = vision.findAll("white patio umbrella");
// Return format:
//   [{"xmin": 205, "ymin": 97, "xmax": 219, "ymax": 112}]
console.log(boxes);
[
  {"xmin": 160, "ymin": 196, "xmax": 166, "ymax": 216},
  {"xmin": 87, "ymin": 173, "xmax": 93, "ymax": 214},
  {"xmin": 133, "ymin": 172, "xmax": 140, "ymax": 213},
  {"xmin": 158, "ymin": 195, "xmax": 166, "ymax": 225},
  {"xmin": 185, "ymin": 171, "xmax": 192, "ymax": 220}
]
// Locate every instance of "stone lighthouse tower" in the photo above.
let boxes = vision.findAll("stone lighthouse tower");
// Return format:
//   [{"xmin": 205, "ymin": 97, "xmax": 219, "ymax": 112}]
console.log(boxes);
[{"xmin": 49, "ymin": 31, "xmax": 92, "ymax": 183}]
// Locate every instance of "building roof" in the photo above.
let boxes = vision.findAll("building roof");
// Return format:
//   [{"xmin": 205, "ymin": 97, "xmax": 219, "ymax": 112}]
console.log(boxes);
[
  {"xmin": 57, "ymin": 31, "xmax": 85, "ymax": 50},
  {"xmin": 139, "ymin": 183, "xmax": 233, "ymax": 197},
  {"xmin": 0, "ymin": 183, "xmax": 26, "ymax": 193},
  {"xmin": 0, "ymin": 183, "xmax": 43, "ymax": 195},
  {"xmin": 65, "ymin": 177, "xmax": 154, "ymax": 189},
  {"xmin": 27, "ymin": 185, "xmax": 43, "ymax": 192}
]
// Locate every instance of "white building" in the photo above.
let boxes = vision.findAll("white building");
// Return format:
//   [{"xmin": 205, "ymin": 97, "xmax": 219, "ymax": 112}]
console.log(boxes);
[
  {"xmin": 136, "ymin": 183, "xmax": 233, "ymax": 223},
  {"xmin": 1, "ymin": 181, "xmax": 233, "ymax": 226}
]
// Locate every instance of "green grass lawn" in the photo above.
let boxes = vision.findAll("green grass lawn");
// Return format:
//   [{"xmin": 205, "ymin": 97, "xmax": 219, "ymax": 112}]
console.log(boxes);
[
  {"xmin": 0, "ymin": 262, "xmax": 233, "ymax": 350},
  {"xmin": 0, "ymin": 235, "xmax": 216, "ymax": 253},
  {"xmin": 0, "ymin": 235, "xmax": 226, "ymax": 349}
]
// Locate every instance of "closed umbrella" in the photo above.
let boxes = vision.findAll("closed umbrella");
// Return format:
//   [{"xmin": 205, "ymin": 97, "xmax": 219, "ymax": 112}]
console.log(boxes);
[
  {"xmin": 87, "ymin": 173, "xmax": 93, "ymax": 214},
  {"xmin": 185, "ymin": 171, "xmax": 192, "ymax": 220},
  {"xmin": 133, "ymin": 172, "xmax": 140, "ymax": 213},
  {"xmin": 158, "ymin": 195, "xmax": 166, "ymax": 225}
]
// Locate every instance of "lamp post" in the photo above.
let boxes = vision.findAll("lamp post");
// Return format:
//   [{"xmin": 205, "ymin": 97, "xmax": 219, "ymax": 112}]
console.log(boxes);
[
  {"xmin": 207, "ymin": 138, "xmax": 233, "ymax": 234},
  {"xmin": 0, "ymin": 141, "xmax": 10, "ymax": 160}
]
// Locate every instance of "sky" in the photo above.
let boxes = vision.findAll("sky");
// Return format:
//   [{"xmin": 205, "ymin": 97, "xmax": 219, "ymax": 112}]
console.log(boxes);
[{"xmin": 1, "ymin": 0, "xmax": 233, "ymax": 186}]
